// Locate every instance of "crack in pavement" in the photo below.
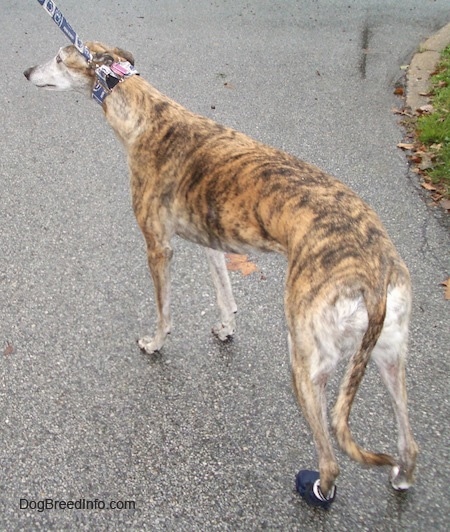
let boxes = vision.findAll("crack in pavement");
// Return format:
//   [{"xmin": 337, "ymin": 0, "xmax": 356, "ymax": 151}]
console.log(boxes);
[{"xmin": 359, "ymin": 21, "xmax": 371, "ymax": 79}]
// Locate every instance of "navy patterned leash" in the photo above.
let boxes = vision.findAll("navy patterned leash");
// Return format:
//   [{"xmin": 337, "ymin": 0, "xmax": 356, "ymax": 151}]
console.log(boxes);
[{"xmin": 36, "ymin": 0, "xmax": 93, "ymax": 62}]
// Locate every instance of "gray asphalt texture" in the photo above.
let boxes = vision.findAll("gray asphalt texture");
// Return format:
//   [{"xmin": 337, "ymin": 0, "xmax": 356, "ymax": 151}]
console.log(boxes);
[{"xmin": 1, "ymin": 1, "xmax": 449, "ymax": 530}]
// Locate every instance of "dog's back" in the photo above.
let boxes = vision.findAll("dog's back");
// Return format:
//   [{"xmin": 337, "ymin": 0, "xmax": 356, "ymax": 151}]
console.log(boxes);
[{"xmin": 106, "ymin": 73, "xmax": 418, "ymax": 496}]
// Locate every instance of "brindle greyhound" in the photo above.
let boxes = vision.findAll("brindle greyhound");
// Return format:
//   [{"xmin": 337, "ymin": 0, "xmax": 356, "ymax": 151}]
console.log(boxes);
[{"xmin": 24, "ymin": 42, "xmax": 418, "ymax": 506}]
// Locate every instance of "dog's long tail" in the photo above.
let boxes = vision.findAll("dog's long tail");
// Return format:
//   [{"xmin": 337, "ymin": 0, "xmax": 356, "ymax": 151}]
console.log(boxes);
[{"xmin": 331, "ymin": 276, "xmax": 396, "ymax": 467}]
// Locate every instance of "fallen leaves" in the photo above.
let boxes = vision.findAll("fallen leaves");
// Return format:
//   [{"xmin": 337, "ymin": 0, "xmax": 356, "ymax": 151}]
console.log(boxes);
[
  {"xmin": 395, "ymin": 135, "xmax": 449, "ymax": 209},
  {"xmin": 394, "ymin": 49, "xmax": 450, "ymax": 212},
  {"xmin": 225, "ymin": 253, "xmax": 259, "ymax": 276},
  {"xmin": 420, "ymin": 181, "xmax": 450, "ymax": 209},
  {"xmin": 422, "ymin": 181, "xmax": 450, "ymax": 207},
  {"xmin": 412, "ymin": 144, "xmax": 448, "ymax": 206}
]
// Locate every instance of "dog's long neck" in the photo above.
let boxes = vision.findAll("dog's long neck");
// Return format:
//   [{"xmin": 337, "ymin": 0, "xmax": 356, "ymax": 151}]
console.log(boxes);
[{"xmin": 102, "ymin": 76, "xmax": 183, "ymax": 148}]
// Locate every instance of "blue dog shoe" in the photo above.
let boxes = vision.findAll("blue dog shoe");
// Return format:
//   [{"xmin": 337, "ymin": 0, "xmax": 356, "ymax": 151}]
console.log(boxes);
[{"xmin": 295, "ymin": 470, "xmax": 336, "ymax": 509}]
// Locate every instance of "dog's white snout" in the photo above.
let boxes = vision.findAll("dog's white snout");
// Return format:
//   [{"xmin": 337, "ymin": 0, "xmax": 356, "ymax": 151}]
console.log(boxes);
[{"xmin": 23, "ymin": 55, "xmax": 92, "ymax": 93}]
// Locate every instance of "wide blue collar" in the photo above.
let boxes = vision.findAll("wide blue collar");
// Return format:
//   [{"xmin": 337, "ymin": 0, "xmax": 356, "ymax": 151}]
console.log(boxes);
[{"xmin": 92, "ymin": 61, "xmax": 139, "ymax": 105}]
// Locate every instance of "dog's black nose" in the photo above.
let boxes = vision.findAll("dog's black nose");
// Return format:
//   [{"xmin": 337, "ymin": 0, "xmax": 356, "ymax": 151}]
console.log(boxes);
[{"xmin": 23, "ymin": 67, "xmax": 32, "ymax": 80}]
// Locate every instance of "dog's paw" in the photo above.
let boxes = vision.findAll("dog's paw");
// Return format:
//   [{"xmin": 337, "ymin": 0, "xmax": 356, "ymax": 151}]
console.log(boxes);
[
  {"xmin": 390, "ymin": 465, "xmax": 413, "ymax": 491},
  {"xmin": 295, "ymin": 470, "xmax": 336, "ymax": 510},
  {"xmin": 138, "ymin": 336, "xmax": 163, "ymax": 354},
  {"xmin": 212, "ymin": 321, "xmax": 235, "ymax": 341}
]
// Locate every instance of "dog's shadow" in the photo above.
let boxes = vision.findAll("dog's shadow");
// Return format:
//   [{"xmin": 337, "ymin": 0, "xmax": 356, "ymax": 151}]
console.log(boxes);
[{"xmin": 384, "ymin": 484, "xmax": 415, "ymax": 521}]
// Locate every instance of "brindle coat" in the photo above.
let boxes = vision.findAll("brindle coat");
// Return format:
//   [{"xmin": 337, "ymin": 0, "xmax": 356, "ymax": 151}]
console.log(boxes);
[{"xmin": 24, "ymin": 42, "xmax": 418, "ymax": 501}]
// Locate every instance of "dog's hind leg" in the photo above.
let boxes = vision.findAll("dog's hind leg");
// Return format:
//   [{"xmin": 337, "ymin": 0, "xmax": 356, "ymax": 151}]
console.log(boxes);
[
  {"xmin": 138, "ymin": 229, "xmax": 173, "ymax": 354},
  {"xmin": 205, "ymin": 248, "xmax": 237, "ymax": 340},
  {"xmin": 288, "ymin": 312, "xmax": 340, "ymax": 497},
  {"xmin": 372, "ymin": 284, "xmax": 418, "ymax": 490}
]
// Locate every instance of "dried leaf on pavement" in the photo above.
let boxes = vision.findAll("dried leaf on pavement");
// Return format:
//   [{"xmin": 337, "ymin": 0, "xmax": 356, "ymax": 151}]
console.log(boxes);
[
  {"xmin": 397, "ymin": 142, "xmax": 415, "ymax": 150},
  {"xmin": 441, "ymin": 278, "xmax": 450, "ymax": 300},
  {"xmin": 418, "ymin": 153, "xmax": 435, "ymax": 170},
  {"xmin": 417, "ymin": 104, "xmax": 434, "ymax": 114},
  {"xmin": 3, "ymin": 342, "xmax": 15, "ymax": 357},
  {"xmin": 439, "ymin": 199, "xmax": 450, "ymax": 211},
  {"xmin": 225, "ymin": 254, "xmax": 259, "ymax": 276},
  {"xmin": 392, "ymin": 107, "xmax": 413, "ymax": 117},
  {"xmin": 421, "ymin": 181, "xmax": 437, "ymax": 191}
]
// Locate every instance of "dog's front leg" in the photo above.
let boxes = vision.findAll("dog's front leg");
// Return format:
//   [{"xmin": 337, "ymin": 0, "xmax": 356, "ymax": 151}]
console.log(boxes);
[
  {"xmin": 205, "ymin": 248, "xmax": 237, "ymax": 340},
  {"xmin": 138, "ymin": 238, "xmax": 173, "ymax": 354}
]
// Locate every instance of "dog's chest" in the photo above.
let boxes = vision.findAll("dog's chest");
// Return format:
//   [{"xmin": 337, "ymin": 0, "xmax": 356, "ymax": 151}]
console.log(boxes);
[
  {"xmin": 171, "ymin": 203, "xmax": 283, "ymax": 255},
  {"xmin": 173, "ymin": 214, "xmax": 250, "ymax": 254}
]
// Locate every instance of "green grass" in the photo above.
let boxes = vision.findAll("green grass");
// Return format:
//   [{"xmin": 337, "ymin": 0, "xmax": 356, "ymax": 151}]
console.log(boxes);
[{"xmin": 417, "ymin": 45, "xmax": 450, "ymax": 197}]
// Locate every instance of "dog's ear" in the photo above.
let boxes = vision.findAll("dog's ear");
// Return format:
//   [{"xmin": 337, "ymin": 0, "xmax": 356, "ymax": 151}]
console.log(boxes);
[
  {"xmin": 114, "ymin": 48, "xmax": 135, "ymax": 66},
  {"xmin": 92, "ymin": 52, "xmax": 115, "ymax": 66}
]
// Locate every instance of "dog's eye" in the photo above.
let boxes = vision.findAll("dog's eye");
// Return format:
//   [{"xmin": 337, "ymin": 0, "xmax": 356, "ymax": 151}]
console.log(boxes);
[{"xmin": 56, "ymin": 54, "xmax": 63, "ymax": 64}]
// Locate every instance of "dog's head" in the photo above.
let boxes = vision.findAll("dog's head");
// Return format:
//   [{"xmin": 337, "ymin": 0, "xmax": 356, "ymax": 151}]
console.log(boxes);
[{"xmin": 24, "ymin": 41, "xmax": 135, "ymax": 95}]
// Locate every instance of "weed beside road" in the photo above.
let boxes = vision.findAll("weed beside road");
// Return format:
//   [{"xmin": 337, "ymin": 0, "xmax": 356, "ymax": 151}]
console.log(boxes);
[{"xmin": 411, "ymin": 45, "xmax": 450, "ymax": 207}]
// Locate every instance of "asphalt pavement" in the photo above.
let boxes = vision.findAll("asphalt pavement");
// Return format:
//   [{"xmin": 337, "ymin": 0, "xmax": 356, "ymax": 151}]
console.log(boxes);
[{"xmin": 1, "ymin": 1, "xmax": 449, "ymax": 530}]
